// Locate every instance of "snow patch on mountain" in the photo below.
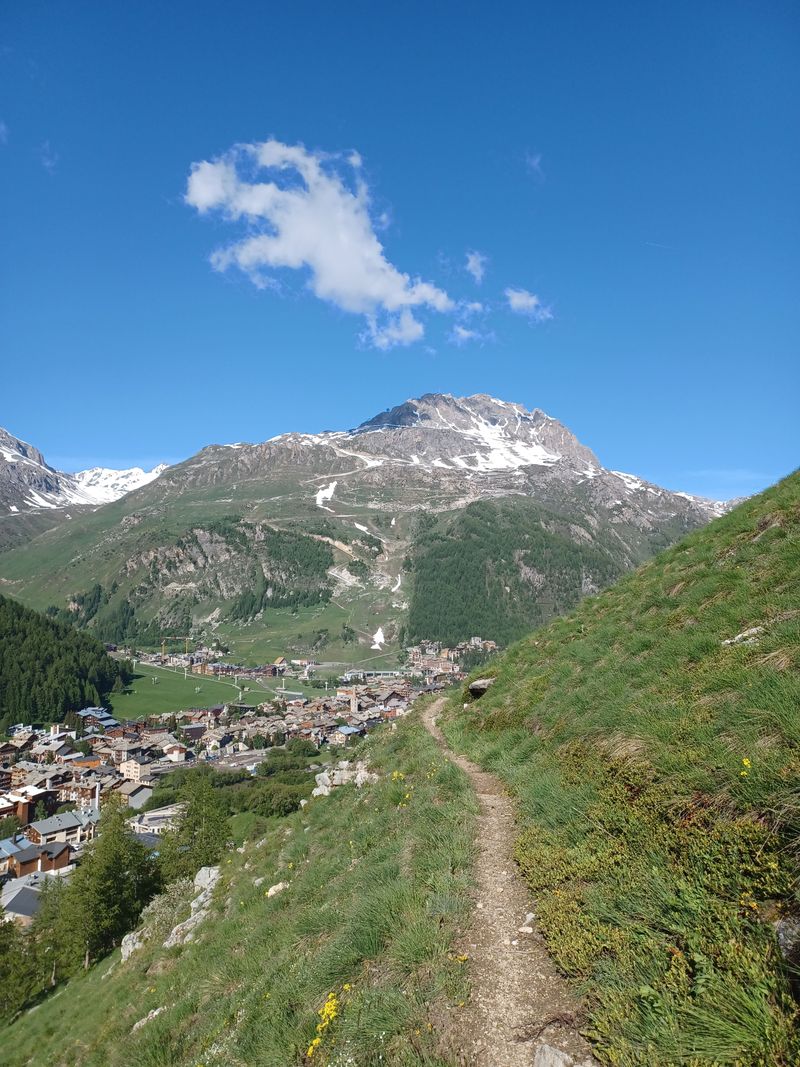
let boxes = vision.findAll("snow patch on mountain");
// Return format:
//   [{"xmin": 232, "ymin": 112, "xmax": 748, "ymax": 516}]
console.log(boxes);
[{"xmin": 315, "ymin": 481, "xmax": 337, "ymax": 511}]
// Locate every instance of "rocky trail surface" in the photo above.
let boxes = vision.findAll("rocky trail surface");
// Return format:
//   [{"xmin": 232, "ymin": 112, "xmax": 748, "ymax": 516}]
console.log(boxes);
[{"xmin": 423, "ymin": 699, "xmax": 597, "ymax": 1067}]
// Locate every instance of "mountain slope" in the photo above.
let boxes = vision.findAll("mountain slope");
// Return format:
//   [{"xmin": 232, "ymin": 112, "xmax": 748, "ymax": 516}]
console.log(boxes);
[
  {"xmin": 0, "ymin": 592, "xmax": 130, "ymax": 732},
  {"xmin": 443, "ymin": 471, "xmax": 800, "ymax": 1064},
  {"xmin": 0, "ymin": 426, "xmax": 167, "ymax": 551},
  {"xmin": 0, "ymin": 427, "xmax": 92, "ymax": 513},
  {"xmin": 0, "ymin": 426, "xmax": 166, "ymax": 512},
  {"xmin": 0, "ymin": 396, "xmax": 725, "ymax": 661}
]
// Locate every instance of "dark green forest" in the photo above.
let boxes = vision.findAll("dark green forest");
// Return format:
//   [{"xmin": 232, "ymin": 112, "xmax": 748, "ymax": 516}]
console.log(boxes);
[
  {"xmin": 0, "ymin": 593, "xmax": 131, "ymax": 732},
  {"xmin": 405, "ymin": 498, "xmax": 625, "ymax": 646}
]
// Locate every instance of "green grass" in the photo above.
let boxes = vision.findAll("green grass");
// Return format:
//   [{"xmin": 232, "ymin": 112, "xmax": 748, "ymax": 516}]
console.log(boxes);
[
  {"xmin": 109, "ymin": 663, "xmax": 245, "ymax": 718},
  {"xmin": 2, "ymin": 709, "xmax": 476, "ymax": 1066},
  {"xmin": 216, "ymin": 594, "xmax": 404, "ymax": 669},
  {"xmin": 441, "ymin": 471, "xmax": 800, "ymax": 1065}
]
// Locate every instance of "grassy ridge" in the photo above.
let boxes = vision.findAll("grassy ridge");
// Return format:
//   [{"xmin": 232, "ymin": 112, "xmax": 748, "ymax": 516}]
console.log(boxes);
[
  {"xmin": 443, "ymin": 472, "xmax": 800, "ymax": 1065},
  {"xmin": 3, "ymin": 711, "xmax": 475, "ymax": 1067}
]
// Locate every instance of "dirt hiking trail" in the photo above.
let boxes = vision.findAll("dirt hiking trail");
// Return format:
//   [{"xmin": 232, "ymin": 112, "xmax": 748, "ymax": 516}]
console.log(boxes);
[{"xmin": 424, "ymin": 699, "xmax": 597, "ymax": 1067}]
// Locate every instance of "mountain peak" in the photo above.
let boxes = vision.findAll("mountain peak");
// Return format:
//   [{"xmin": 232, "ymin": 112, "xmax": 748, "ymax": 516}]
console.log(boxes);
[
  {"xmin": 352, "ymin": 393, "xmax": 599, "ymax": 472},
  {"xmin": 73, "ymin": 464, "xmax": 168, "ymax": 504},
  {"xmin": 0, "ymin": 426, "xmax": 52, "ymax": 472}
]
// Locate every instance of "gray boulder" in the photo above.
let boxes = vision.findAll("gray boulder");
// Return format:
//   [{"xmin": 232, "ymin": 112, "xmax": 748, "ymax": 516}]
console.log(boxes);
[
  {"xmin": 468, "ymin": 677, "xmax": 495, "ymax": 698},
  {"xmin": 194, "ymin": 866, "xmax": 220, "ymax": 892},
  {"xmin": 121, "ymin": 929, "xmax": 145, "ymax": 962}
]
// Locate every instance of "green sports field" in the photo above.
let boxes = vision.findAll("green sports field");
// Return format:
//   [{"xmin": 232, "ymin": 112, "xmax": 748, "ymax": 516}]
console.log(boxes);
[
  {"xmin": 108, "ymin": 662, "xmax": 338, "ymax": 719},
  {"xmin": 108, "ymin": 662, "xmax": 244, "ymax": 719}
]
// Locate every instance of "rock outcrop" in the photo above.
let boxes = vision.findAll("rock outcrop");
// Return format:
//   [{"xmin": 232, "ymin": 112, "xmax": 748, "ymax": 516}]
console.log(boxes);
[
  {"xmin": 311, "ymin": 759, "xmax": 378, "ymax": 797},
  {"xmin": 162, "ymin": 866, "xmax": 221, "ymax": 949},
  {"xmin": 468, "ymin": 677, "xmax": 495, "ymax": 698}
]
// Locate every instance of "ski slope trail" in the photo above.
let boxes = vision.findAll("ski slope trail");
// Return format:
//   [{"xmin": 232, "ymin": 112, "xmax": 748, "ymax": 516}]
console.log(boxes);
[{"xmin": 423, "ymin": 699, "xmax": 596, "ymax": 1067}]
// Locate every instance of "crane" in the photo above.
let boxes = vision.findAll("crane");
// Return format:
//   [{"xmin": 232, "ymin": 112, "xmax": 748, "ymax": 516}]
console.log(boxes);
[{"xmin": 160, "ymin": 635, "xmax": 192, "ymax": 662}]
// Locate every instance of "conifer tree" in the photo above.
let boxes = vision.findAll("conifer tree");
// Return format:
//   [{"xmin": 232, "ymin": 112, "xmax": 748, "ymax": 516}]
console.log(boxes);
[{"xmin": 159, "ymin": 774, "xmax": 229, "ymax": 880}]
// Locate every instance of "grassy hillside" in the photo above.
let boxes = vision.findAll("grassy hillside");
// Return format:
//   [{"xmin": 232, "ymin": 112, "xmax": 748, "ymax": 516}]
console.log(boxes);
[
  {"xmin": 443, "ymin": 471, "xmax": 800, "ymax": 1064},
  {"xmin": 1, "ymin": 712, "xmax": 475, "ymax": 1067}
]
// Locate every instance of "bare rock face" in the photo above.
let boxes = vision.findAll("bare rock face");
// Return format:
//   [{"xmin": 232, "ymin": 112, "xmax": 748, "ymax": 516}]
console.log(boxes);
[
  {"xmin": 311, "ymin": 770, "xmax": 332, "ymax": 797},
  {"xmin": 194, "ymin": 866, "xmax": 221, "ymax": 892},
  {"xmin": 121, "ymin": 929, "xmax": 145, "ymax": 962},
  {"xmin": 722, "ymin": 626, "xmax": 763, "ymax": 646},
  {"xmin": 131, "ymin": 1006, "xmax": 167, "ymax": 1032},
  {"xmin": 774, "ymin": 915, "xmax": 800, "ymax": 968}
]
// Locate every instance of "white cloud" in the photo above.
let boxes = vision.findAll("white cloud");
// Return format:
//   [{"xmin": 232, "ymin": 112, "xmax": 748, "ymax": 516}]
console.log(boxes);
[
  {"xmin": 465, "ymin": 250, "xmax": 487, "ymax": 284},
  {"xmin": 366, "ymin": 308, "xmax": 424, "ymax": 350},
  {"xmin": 449, "ymin": 323, "xmax": 494, "ymax": 346},
  {"xmin": 39, "ymin": 140, "xmax": 58, "ymax": 173},
  {"xmin": 525, "ymin": 151, "xmax": 544, "ymax": 180},
  {"xmin": 505, "ymin": 287, "xmax": 552, "ymax": 322},
  {"xmin": 186, "ymin": 140, "xmax": 453, "ymax": 348},
  {"xmin": 461, "ymin": 300, "xmax": 484, "ymax": 315},
  {"xmin": 451, "ymin": 324, "xmax": 478, "ymax": 345}
]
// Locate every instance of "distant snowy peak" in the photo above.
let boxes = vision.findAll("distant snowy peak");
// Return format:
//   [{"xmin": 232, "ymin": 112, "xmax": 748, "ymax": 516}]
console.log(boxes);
[
  {"xmin": 0, "ymin": 425, "xmax": 167, "ymax": 514},
  {"xmin": 73, "ymin": 464, "xmax": 168, "ymax": 504}
]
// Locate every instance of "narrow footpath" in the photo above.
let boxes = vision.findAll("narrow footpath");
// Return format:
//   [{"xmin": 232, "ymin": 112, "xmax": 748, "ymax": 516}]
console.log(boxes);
[{"xmin": 423, "ymin": 699, "xmax": 597, "ymax": 1067}]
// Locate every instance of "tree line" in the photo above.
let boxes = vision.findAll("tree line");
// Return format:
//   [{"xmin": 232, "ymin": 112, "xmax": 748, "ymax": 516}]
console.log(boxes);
[
  {"xmin": 0, "ymin": 741, "xmax": 319, "ymax": 1021},
  {"xmin": 0, "ymin": 775, "xmax": 229, "ymax": 1021}
]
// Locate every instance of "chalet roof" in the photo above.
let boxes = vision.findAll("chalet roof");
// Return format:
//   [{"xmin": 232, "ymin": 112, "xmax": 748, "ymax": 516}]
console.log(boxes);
[
  {"xmin": 28, "ymin": 810, "xmax": 99, "ymax": 836},
  {"xmin": 117, "ymin": 780, "xmax": 153, "ymax": 797},
  {"xmin": 12, "ymin": 841, "xmax": 70, "ymax": 865},
  {"xmin": 0, "ymin": 837, "xmax": 26, "ymax": 859},
  {"xmin": 2, "ymin": 884, "xmax": 41, "ymax": 918}
]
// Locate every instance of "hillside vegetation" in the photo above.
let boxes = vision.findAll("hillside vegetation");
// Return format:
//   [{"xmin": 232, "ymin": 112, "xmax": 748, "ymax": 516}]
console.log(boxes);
[
  {"xmin": 0, "ymin": 713, "xmax": 476, "ymax": 1067},
  {"xmin": 405, "ymin": 497, "xmax": 630, "ymax": 646},
  {"xmin": 444, "ymin": 471, "xmax": 800, "ymax": 1064},
  {"xmin": 0, "ymin": 593, "xmax": 130, "ymax": 732}
]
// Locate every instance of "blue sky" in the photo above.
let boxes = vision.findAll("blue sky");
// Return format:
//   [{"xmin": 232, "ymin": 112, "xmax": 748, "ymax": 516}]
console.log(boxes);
[{"xmin": 1, "ymin": 1, "xmax": 797, "ymax": 500}]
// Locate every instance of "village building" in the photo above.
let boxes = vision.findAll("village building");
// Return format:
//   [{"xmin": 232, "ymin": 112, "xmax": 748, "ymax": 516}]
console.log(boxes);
[
  {"xmin": 25, "ymin": 809, "xmax": 99, "ymax": 847},
  {"xmin": 7, "ymin": 841, "xmax": 73, "ymax": 879}
]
